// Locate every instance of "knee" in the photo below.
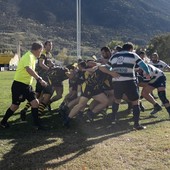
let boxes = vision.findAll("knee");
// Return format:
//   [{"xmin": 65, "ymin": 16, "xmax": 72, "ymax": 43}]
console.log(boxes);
[
  {"xmin": 30, "ymin": 99, "xmax": 39, "ymax": 108},
  {"xmin": 10, "ymin": 104, "xmax": 19, "ymax": 112}
]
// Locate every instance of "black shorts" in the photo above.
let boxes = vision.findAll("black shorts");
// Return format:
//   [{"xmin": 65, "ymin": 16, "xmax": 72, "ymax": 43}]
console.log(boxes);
[
  {"xmin": 69, "ymin": 82, "xmax": 78, "ymax": 91},
  {"xmin": 12, "ymin": 81, "xmax": 36, "ymax": 105},
  {"xmin": 102, "ymin": 81, "xmax": 113, "ymax": 91},
  {"xmin": 148, "ymin": 75, "xmax": 166, "ymax": 88},
  {"xmin": 81, "ymin": 83, "xmax": 103, "ymax": 99},
  {"xmin": 137, "ymin": 75, "xmax": 150, "ymax": 84},
  {"xmin": 52, "ymin": 81, "xmax": 63, "ymax": 88},
  {"xmin": 35, "ymin": 81, "xmax": 53, "ymax": 95},
  {"xmin": 113, "ymin": 80, "xmax": 139, "ymax": 101}
]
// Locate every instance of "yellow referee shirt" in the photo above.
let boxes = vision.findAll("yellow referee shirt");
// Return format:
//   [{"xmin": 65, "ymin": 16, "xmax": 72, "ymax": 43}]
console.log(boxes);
[{"xmin": 14, "ymin": 51, "xmax": 37, "ymax": 85}]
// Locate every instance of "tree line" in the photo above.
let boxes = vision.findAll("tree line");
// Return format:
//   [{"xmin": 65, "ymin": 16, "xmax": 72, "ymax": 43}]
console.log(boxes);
[{"xmin": 108, "ymin": 33, "xmax": 170, "ymax": 64}]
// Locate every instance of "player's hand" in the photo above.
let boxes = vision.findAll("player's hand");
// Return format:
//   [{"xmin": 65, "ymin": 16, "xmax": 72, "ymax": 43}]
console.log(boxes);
[
  {"xmin": 110, "ymin": 71, "xmax": 120, "ymax": 78},
  {"xmin": 144, "ymin": 74, "xmax": 151, "ymax": 80}
]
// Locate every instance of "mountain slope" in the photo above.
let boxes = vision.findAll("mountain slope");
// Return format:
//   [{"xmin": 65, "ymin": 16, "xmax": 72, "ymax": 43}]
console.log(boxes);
[{"xmin": 1, "ymin": 0, "xmax": 170, "ymax": 54}]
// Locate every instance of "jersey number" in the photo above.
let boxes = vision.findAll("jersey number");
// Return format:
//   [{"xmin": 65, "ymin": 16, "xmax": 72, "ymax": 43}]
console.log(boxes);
[{"xmin": 116, "ymin": 56, "xmax": 124, "ymax": 65}]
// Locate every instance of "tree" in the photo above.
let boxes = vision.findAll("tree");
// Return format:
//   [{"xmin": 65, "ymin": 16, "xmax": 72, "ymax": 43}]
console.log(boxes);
[
  {"xmin": 107, "ymin": 40, "xmax": 124, "ymax": 50},
  {"xmin": 56, "ymin": 48, "xmax": 77, "ymax": 65},
  {"xmin": 147, "ymin": 33, "xmax": 170, "ymax": 63}
]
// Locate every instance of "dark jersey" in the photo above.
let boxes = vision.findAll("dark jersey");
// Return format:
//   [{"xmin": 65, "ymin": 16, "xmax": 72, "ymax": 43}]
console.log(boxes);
[
  {"xmin": 84, "ymin": 69, "xmax": 108, "ymax": 88},
  {"xmin": 47, "ymin": 66, "xmax": 68, "ymax": 86},
  {"xmin": 81, "ymin": 69, "xmax": 109, "ymax": 98},
  {"xmin": 36, "ymin": 50, "xmax": 52, "ymax": 77}
]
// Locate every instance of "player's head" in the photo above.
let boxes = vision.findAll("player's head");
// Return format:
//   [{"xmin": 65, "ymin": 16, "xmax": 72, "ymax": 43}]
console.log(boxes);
[
  {"xmin": 78, "ymin": 60, "xmax": 87, "ymax": 70},
  {"xmin": 122, "ymin": 42, "xmax": 134, "ymax": 52},
  {"xmin": 151, "ymin": 52, "xmax": 159, "ymax": 63},
  {"xmin": 44, "ymin": 40, "xmax": 52, "ymax": 52},
  {"xmin": 101, "ymin": 46, "xmax": 111, "ymax": 59},
  {"xmin": 114, "ymin": 45, "xmax": 122, "ymax": 52},
  {"xmin": 139, "ymin": 51, "xmax": 146, "ymax": 60},
  {"xmin": 31, "ymin": 41, "xmax": 43, "ymax": 58}
]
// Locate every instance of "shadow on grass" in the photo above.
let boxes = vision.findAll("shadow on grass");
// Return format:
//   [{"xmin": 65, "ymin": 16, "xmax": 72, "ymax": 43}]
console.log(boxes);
[{"xmin": 0, "ymin": 109, "xmax": 167, "ymax": 169}]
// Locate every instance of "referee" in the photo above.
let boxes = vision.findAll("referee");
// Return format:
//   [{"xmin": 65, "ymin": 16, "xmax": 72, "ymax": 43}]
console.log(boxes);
[{"xmin": 1, "ymin": 42, "xmax": 47, "ymax": 129}]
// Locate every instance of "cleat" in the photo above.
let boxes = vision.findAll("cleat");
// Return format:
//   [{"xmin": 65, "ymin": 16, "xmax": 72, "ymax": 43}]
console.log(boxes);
[
  {"xmin": 20, "ymin": 109, "xmax": 27, "ymax": 121},
  {"xmin": 112, "ymin": 118, "xmax": 118, "ymax": 124},
  {"xmin": 112, "ymin": 112, "xmax": 118, "ymax": 122},
  {"xmin": 133, "ymin": 124, "xmax": 146, "ymax": 130},
  {"xmin": 0, "ymin": 121, "xmax": 10, "ymax": 128},
  {"xmin": 63, "ymin": 121, "xmax": 70, "ymax": 128},
  {"xmin": 150, "ymin": 104, "xmax": 162, "ymax": 115},
  {"xmin": 100, "ymin": 110, "xmax": 107, "ymax": 117},
  {"xmin": 86, "ymin": 111, "xmax": 94, "ymax": 122}
]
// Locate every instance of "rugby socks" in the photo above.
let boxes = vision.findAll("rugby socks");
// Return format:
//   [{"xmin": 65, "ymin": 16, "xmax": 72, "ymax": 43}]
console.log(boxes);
[
  {"xmin": 140, "ymin": 95, "xmax": 144, "ymax": 100},
  {"xmin": 38, "ymin": 103, "xmax": 46, "ymax": 115},
  {"xmin": 139, "ymin": 101, "xmax": 145, "ymax": 112},
  {"xmin": 165, "ymin": 106, "xmax": 170, "ymax": 115},
  {"xmin": 133, "ymin": 105, "xmax": 140, "ymax": 126},
  {"xmin": 24, "ymin": 102, "xmax": 31, "ymax": 111},
  {"xmin": 127, "ymin": 102, "xmax": 132, "ymax": 110},
  {"xmin": 1, "ymin": 108, "xmax": 14, "ymax": 123},
  {"xmin": 86, "ymin": 110, "xmax": 95, "ymax": 122},
  {"xmin": 112, "ymin": 103, "xmax": 119, "ymax": 120},
  {"xmin": 63, "ymin": 116, "xmax": 71, "ymax": 128},
  {"xmin": 31, "ymin": 108, "xmax": 41, "ymax": 126},
  {"xmin": 59, "ymin": 102, "xmax": 66, "ymax": 109}
]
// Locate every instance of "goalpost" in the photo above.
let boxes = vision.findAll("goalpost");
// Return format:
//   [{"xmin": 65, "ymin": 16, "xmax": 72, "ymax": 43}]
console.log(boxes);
[{"xmin": 77, "ymin": 0, "xmax": 81, "ymax": 59}]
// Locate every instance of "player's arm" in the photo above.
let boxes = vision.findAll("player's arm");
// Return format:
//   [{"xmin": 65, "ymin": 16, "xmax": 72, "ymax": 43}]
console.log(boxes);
[
  {"xmin": 137, "ymin": 60, "xmax": 151, "ymax": 80},
  {"xmin": 38, "ymin": 55, "xmax": 50, "ymax": 71},
  {"xmin": 166, "ymin": 66, "xmax": 170, "ymax": 71},
  {"xmin": 138, "ymin": 61, "xmax": 150, "ymax": 74},
  {"xmin": 26, "ymin": 66, "xmax": 47, "ymax": 86},
  {"xmin": 165, "ymin": 64, "xmax": 170, "ymax": 71},
  {"xmin": 98, "ymin": 64, "xmax": 120, "ymax": 78}
]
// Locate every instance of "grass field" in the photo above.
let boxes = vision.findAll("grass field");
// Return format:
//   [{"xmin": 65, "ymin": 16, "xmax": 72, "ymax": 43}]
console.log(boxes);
[{"xmin": 0, "ymin": 71, "xmax": 170, "ymax": 170}]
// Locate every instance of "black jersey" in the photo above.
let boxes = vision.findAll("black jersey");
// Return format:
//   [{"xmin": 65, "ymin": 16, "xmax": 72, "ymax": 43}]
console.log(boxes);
[
  {"xmin": 47, "ymin": 66, "xmax": 68, "ymax": 86},
  {"xmin": 84, "ymin": 69, "xmax": 108, "ymax": 87},
  {"xmin": 36, "ymin": 50, "xmax": 52, "ymax": 77}
]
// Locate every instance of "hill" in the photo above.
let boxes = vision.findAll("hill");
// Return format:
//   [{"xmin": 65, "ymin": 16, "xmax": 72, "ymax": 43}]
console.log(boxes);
[{"xmin": 1, "ymin": 0, "xmax": 170, "ymax": 55}]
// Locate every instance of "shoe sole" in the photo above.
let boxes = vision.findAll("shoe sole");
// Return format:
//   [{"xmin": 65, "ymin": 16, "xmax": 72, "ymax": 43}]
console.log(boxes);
[{"xmin": 133, "ymin": 126, "xmax": 146, "ymax": 130}]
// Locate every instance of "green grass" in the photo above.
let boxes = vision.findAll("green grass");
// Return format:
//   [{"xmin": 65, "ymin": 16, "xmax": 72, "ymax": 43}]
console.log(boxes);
[{"xmin": 0, "ymin": 71, "xmax": 170, "ymax": 170}]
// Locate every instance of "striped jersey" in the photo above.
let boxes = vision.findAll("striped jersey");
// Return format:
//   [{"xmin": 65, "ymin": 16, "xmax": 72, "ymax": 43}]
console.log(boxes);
[
  {"xmin": 149, "ymin": 60, "xmax": 169, "ymax": 71},
  {"xmin": 107, "ymin": 51, "xmax": 143, "ymax": 81},
  {"xmin": 143, "ymin": 64, "xmax": 164, "ymax": 84}
]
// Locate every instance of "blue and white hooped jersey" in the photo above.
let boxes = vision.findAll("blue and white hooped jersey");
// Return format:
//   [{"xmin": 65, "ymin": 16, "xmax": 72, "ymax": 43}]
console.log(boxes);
[
  {"xmin": 149, "ymin": 60, "xmax": 169, "ymax": 71},
  {"xmin": 145, "ymin": 64, "xmax": 164, "ymax": 84},
  {"xmin": 107, "ymin": 51, "xmax": 143, "ymax": 81}
]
